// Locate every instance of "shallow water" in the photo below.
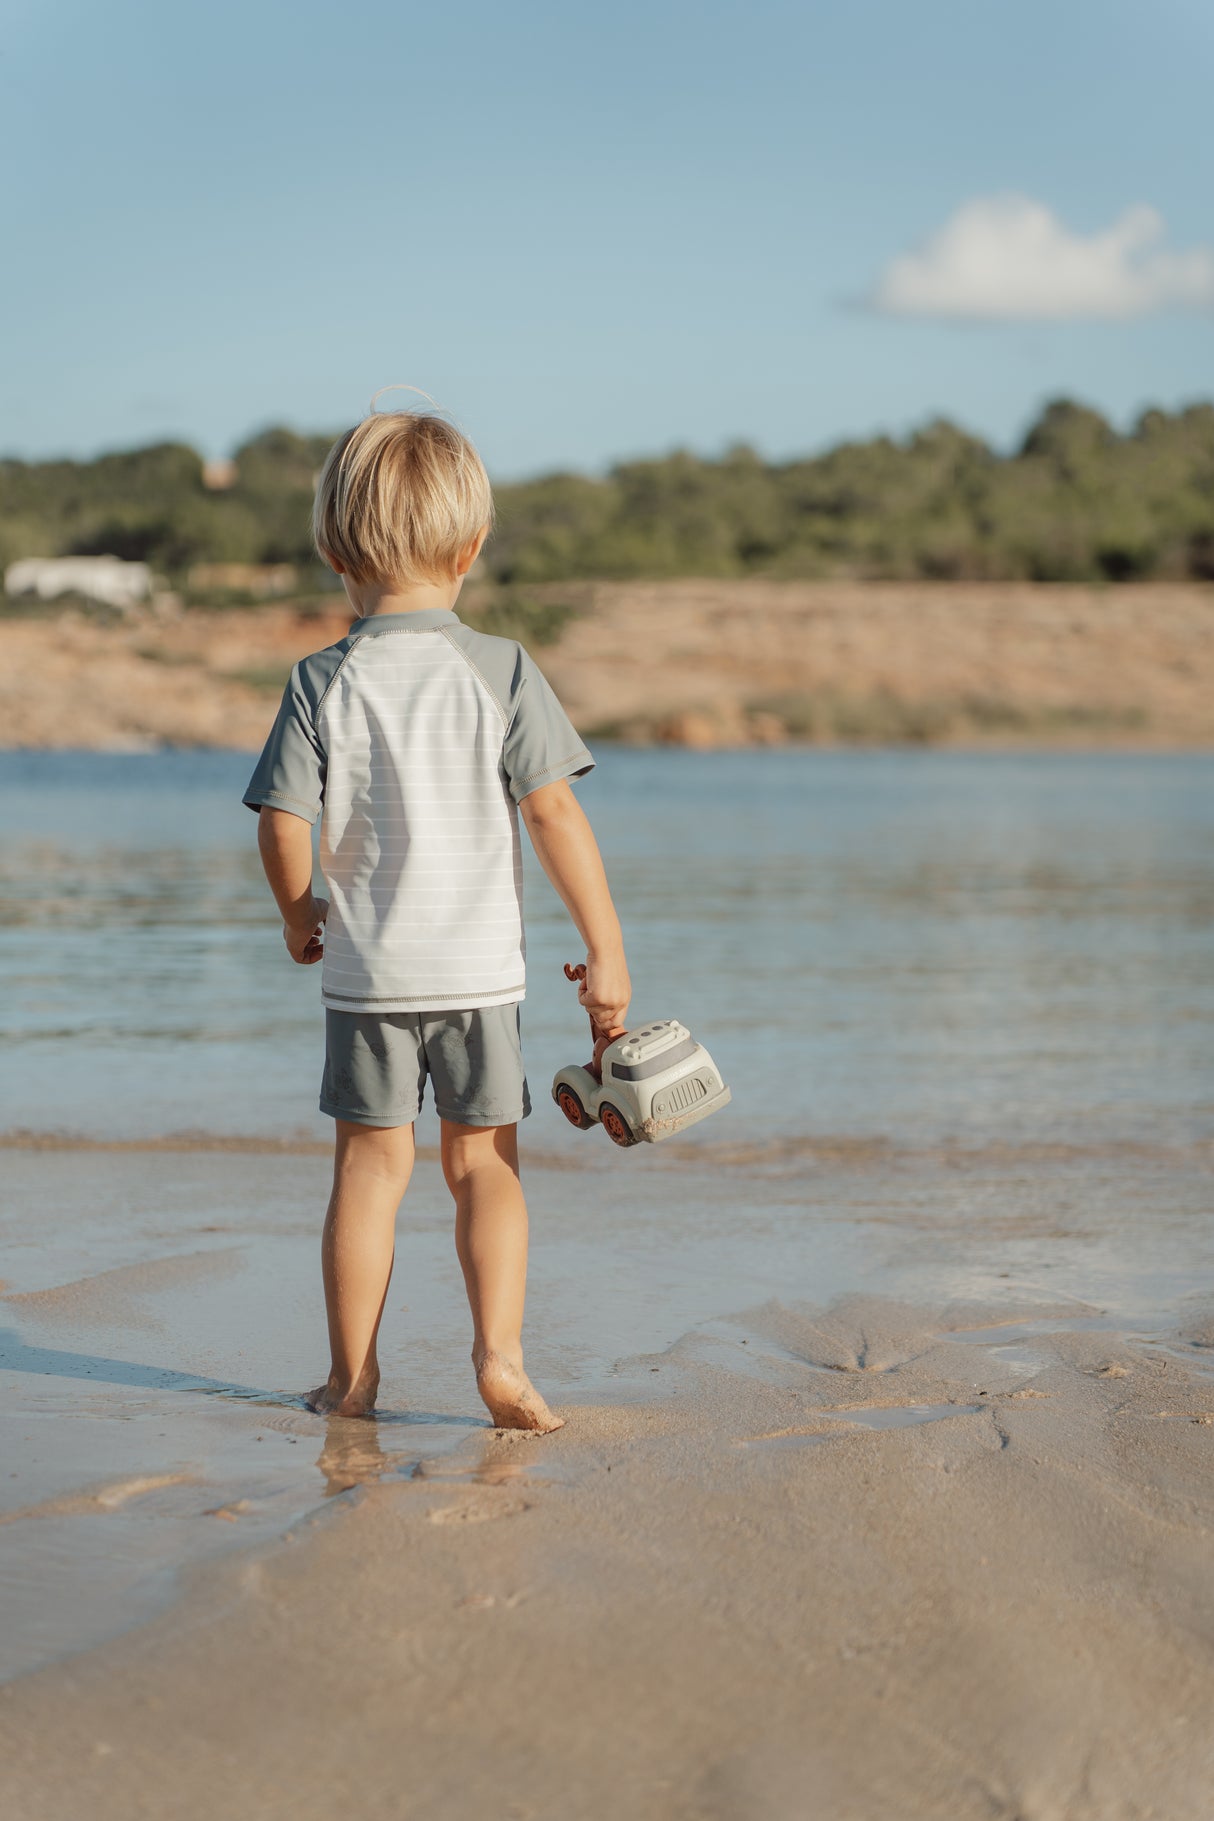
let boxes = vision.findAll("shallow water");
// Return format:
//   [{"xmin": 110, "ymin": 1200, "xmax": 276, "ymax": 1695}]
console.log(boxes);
[
  {"xmin": 1, "ymin": 749, "xmax": 1212, "ymax": 1679},
  {"xmin": 1, "ymin": 748, "xmax": 1211, "ymax": 1147}
]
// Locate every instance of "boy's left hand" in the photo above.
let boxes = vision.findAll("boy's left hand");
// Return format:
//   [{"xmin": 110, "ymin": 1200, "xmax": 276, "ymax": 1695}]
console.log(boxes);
[{"xmin": 284, "ymin": 896, "xmax": 328, "ymax": 965}]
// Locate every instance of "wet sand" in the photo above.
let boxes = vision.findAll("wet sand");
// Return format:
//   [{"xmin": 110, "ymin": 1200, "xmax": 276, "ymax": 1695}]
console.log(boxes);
[{"xmin": 3, "ymin": 1142, "xmax": 1214, "ymax": 1817}]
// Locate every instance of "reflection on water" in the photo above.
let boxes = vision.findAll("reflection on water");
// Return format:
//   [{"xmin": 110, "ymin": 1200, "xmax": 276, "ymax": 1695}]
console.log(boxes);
[{"xmin": 0, "ymin": 749, "xmax": 1211, "ymax": 1147}]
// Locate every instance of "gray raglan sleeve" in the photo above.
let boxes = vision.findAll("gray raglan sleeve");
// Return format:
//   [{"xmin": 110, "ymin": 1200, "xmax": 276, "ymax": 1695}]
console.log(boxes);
[
  {"xmin": 501, "ymin": 646, "xmax": 595, "ymax": 804},
  {"xmin": 241, "ymin": 661, "xmax": 328, "ymax": 824}
]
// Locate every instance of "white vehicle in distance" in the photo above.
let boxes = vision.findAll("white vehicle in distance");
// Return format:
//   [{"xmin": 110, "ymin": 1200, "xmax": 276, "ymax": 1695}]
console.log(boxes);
[{"xmin": 552, "ymin": 1018, "xmax": 731, "ymax": 1147}]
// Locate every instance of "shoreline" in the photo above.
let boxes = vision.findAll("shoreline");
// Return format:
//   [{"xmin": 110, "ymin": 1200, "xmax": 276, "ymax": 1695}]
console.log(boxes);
[
  {"xmin": 3, "ymin": 1136, "xmax": 1214, "ymax": 1707},
  {"xmin": 3, "ymin": 1125, "xmax": 1212, "ymax": 1168}
]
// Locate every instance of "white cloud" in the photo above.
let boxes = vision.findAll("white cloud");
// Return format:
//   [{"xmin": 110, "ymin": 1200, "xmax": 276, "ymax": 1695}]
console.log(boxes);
[{"xmin": 869, "ymin": 195, "xmax": 1214, "ymax": 322}]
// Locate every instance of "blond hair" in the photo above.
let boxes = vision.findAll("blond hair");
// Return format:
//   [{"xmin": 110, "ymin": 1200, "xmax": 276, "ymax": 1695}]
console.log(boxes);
[{"xmin": 313, "ymin": 410, "xmax": 494, "ymax": 586}]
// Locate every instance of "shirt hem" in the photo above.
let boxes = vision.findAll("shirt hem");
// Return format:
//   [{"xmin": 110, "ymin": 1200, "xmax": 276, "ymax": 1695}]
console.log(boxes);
[
  {"xmin": 512, "ymin": 750, "xmax": 595, "ymax": 803},
  {"xmin": 242, "ymin": 788, "xmax": 321, "ymax": 824},
  {"xmin": 322, "ymin": 983, "xmax": 527, "ymax": 1013}
]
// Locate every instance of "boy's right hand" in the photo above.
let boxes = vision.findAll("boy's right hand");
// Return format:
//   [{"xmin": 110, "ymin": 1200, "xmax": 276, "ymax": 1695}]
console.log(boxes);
[
  {"xmin": 579, "ymin": 951, "xmax": 631, "ymax": 1037},
  {"xmin": 284, "ymin": 896, "xmax": 329, "ymax": 965}
]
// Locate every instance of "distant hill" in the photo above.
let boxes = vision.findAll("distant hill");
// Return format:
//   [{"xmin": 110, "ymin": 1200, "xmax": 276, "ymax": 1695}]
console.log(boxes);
[{"xmin": 3, "ymin": 399, "xmax": 1214, "ymax": 590}]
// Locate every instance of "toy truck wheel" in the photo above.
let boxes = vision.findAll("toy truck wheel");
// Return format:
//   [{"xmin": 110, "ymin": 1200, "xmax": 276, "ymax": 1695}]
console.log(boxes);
[
  {"xmin": 599, "ymin": 1101, "xmax": 638, "ymax": 1148},
  {"xmin": 555, "ymin": 1084, "xmax": 593, "ymax": 1130}
]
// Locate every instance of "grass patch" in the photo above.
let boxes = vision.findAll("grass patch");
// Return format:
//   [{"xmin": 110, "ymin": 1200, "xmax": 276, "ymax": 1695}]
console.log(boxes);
[
  {"xmin": 747, "ymin": 691, "xmax": 1150, "ymax": 744},
  {"xmin": 226, "ymin": 664, "xmax": 293, "ymax": 693},
  {"xmin": 180, "ymin": 587, "xmax": 264, "ymax": 611},
  {"xmin": 748, "ymin": 690, "xmax": 953, "ymax": 744},
  {"xmin": 0, "ymin": 594, "xmax": 131, "ymax": 627},
  {"xmin": 958, "ymin": 696, "xmax": 1148, "ymax": 734},
  {"xmin": 133, "ymin": 646, "xmax": 203, "ymax": 667},
  {"xmin": 580, "ymin": 717, "xmax": 634, "ymax": 741}
]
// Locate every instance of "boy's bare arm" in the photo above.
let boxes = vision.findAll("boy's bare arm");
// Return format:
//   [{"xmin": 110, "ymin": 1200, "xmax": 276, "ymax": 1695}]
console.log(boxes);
[
  {"xmin": 256, "ymin": 807, "xmax": 328, "ymax": 965},
  {"xmin": 520, "ymin": 779, "xmax": 630, "ymax": 1032}
]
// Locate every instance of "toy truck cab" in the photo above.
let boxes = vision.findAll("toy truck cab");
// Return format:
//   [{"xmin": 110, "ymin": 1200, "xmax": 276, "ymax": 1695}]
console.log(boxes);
[{"xmin": 552, "ymin": 1018, "xmax": 731, "ymax": 1147}]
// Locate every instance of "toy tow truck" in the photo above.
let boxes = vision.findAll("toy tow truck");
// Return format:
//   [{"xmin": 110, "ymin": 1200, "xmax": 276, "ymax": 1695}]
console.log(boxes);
[{"xmin": 552, "ymin": 966, "xmax": 731, "ymax": 1146}]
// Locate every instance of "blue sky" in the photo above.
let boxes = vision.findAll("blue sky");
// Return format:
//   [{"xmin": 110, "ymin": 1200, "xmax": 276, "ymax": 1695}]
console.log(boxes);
[{"xmin": 3, "ymin": 0, "xmax": 1212, "ymax": 477}]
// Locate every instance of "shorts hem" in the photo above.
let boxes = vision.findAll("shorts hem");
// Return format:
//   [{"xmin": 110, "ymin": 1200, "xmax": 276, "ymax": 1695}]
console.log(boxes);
[
  {"xmin": 433, "ymin": 1104, "xmax": 531, "ymax": 1128},
  {"xmin": 319, "ymin": 1099, "xmax": 420, "ymax": 1129}
]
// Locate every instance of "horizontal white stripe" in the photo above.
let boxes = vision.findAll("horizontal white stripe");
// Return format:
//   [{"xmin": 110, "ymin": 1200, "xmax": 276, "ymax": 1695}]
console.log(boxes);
[
  {"xmin": 325, "ymin": 854, "xmax": 516, "ymax": 864},
  {"xmin": 322, "ymin": 968, "xmax": 522, "ymax": 984},
  {"xmin": 328, "ymin": 875, "xmax": 518, "ymax": 884},
  {"xmin": 333, "ymin": 913, "xmax": 522, "ymax": 926},
  {"xmin": 323, "ymin": 819, "xmax": 512, "ymax": 830},
  {"xmin": 328, "ymin": 911, "xmax": 518, "ymax": 926},
  {"xmin": 326, "ymin": 863, "xmax": 518, "ymax": 873},
  {"xmin": 327, "ymin": 762, "xmax": 502, "ymax": 771},
  {"xmin": 330, "ymin": 676, "xmax": 479, "ymax": 687},
  {"xmin": 332, "ymin": 942, "xmax": 522, "ymax": 951},
  {"xmin": 322, "ymin": 750, "xmax": 502, "ymax": 757},
  {"xmin": 325, "ymin": 802, "xmax": 507, "ymax": 813},
  {"xmin": 325, "ymin": 866, "xmax": 516, "ymax": 881},
  {"xmin": 329, "ymin": 927, "xmax": 520, "ymax": 939},
  {"xmin": 325, "ymin": 744, "xmax": 499, "ymax": 754},
  {"xmin": 326, "ymin": 945, "xmax": 522, "ymax": 957},
  {"xmin": 322, "ymin": 775, "xmax": 509, "ymax": 790}
]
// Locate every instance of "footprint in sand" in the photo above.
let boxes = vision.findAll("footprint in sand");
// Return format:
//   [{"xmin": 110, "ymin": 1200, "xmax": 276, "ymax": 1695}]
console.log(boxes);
[
  {"xmin": 0, "ymin": 1471, "xmax": 199, "ymax": 1524},
  {"xmin": 429, "ymin": 1498, "xmax": 533, "ymax": 1525},
  {"xmin": 738, "ymin": 1403, "xmax": 983, "ymax": 1446}
]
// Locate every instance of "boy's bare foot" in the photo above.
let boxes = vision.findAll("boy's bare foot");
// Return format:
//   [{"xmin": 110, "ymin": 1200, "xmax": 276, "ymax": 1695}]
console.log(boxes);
[
  {"xmin": 305, "ymin": 1371, "xmax": 380, "ymax": 1418},
  {"xmin": 475, "ymin": 1350, "xmax": 565, "ymax": 1434}
]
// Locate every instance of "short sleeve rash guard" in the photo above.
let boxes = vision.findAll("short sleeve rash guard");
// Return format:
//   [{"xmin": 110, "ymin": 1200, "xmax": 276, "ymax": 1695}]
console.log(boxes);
[{"xmin": 242, "ymin": 608, "xmax": 593, "ymax": 1012}]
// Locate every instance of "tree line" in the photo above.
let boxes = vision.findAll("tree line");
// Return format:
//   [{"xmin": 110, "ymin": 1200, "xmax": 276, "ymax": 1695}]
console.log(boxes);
[{"xmin": 3, "ymin": 399, "xmax": 1213, "ymax": 592}]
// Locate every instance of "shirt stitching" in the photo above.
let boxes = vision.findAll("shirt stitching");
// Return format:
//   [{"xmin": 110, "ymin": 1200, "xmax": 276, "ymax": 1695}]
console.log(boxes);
[
  {"xmin": 312, "ymin": 643, "xmax": 359, "ymax": 724},
  {"xmin": 439, "ymin": 627, "xmax": 510, "ymax": 727},
  {"xmin": 250, "ymin": 786, "xmax": 318, "ymax": 812},
  {"xmin": 349, "ymin": 613, "xmax": 459, "ymax": 636},
  {"xmin": 516, "ymin": 750, "xmax": 592, "ymax": 787}
]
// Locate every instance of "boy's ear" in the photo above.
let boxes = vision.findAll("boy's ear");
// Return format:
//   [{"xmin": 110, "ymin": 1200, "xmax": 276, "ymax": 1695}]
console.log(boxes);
[{"xmin": 455, "ymin": 525, "xmax": 490, "ymax": 577}]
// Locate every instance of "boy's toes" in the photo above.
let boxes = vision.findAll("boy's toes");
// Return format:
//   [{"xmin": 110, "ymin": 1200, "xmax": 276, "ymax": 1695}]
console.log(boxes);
[{"xmin": 475, "ymin": 1353, "xmax": 564, "ymax": 1433}]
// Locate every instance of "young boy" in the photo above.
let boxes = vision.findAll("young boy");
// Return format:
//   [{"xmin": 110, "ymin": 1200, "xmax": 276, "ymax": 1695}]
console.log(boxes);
[{"xmin": 243, "ymin": 409, "xmax": 630, "ymax": 1432}]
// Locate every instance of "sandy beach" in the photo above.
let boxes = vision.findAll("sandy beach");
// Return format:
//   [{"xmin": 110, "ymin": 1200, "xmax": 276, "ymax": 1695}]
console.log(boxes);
[
  {"xmin": 8, "ymin": 2, "xmax": 1214, "ymax": 1811},
  {"xmin": 2, "ymin": 1134, "xmax": 1214, "ymax": 1820},
  {"xmin": 2, "ymin": 746, "xmax": 1212, "ymax": 1817}
]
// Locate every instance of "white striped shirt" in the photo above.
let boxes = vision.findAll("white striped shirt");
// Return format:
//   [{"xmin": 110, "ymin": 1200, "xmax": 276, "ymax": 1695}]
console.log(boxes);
[{"xmin": 244, "ymin": 608, "xmax": 593, "ymax": 1012}]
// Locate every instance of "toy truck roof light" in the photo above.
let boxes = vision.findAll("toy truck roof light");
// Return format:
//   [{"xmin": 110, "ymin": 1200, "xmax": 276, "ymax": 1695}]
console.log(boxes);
[{"xmin": 607, "ymin": 1023, "xmax": 699, "ymax": 1081}]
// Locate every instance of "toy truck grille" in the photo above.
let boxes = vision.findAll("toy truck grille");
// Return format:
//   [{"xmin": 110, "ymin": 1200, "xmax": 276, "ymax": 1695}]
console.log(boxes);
[{"xmin": 653, "ymin": 1074, "xmax": 709, "ymax": 1116}]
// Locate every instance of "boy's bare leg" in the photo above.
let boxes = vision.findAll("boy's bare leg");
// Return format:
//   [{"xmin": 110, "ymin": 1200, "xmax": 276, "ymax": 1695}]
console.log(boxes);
[
  {"xmin": 306, "ymin": 1119, "xmax": 414, "ymax": 1417},
  {"xmin": 441, "ymin": 1120, "xmax": 564, "ymax": 1433}
]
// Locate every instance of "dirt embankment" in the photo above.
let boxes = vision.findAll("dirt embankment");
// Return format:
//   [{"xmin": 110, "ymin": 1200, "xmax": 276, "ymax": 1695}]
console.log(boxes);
[{"xmin": 2, "ymin": 579, "xmax": 1212, "ymax": 750}]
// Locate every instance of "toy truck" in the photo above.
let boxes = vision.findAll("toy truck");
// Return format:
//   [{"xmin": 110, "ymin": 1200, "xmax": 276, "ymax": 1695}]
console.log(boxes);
[{"xmin": 552, "ymin": 1017, "xmax": 731, "ymax": 1147}]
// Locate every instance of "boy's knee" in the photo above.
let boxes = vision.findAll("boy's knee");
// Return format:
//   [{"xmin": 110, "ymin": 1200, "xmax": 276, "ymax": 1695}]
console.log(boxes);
[
  {"xmin": 440, "ymin": 1120, "xmax": 518, "ymax": 1188},
  {"xmin": 335, "ymin": 1118, "xmax": 415, "ymax": 1178}
]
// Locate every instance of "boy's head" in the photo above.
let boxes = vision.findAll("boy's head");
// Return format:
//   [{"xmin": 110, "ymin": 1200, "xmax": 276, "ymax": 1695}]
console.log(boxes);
[{"xmin": 313, "ymin": 410, "xmax": 494, "ymax": 587}]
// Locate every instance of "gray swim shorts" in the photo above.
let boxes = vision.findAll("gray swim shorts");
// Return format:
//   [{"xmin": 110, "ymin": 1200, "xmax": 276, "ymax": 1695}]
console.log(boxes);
[{"xmin": 320, "ymin": 1004, "xmax": 531, "ymax": 1129}]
